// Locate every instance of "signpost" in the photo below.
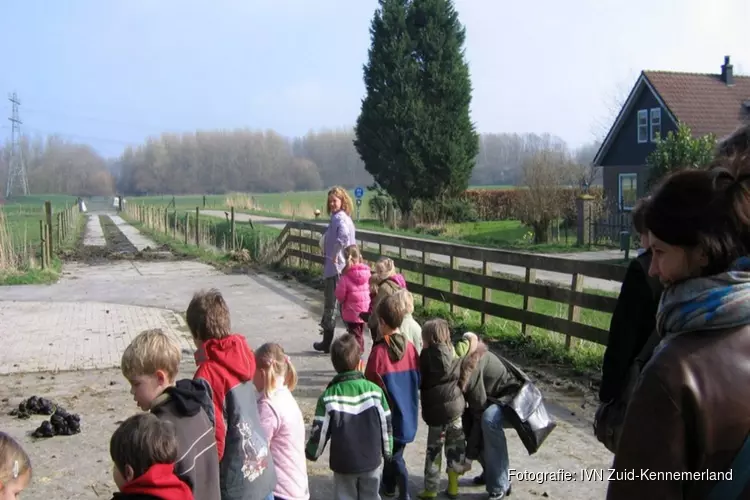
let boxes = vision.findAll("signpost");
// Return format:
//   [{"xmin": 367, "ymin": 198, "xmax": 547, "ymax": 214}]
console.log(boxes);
[{"xmin": 354, "ymin": 186, "xmax": 364, "ymax": 220}]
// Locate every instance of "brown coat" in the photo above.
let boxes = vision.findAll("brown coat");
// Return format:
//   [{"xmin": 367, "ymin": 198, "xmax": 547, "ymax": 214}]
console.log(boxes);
[{"xmin": 607, "ymin": 325, "xmax": 750, "ymax": 499}]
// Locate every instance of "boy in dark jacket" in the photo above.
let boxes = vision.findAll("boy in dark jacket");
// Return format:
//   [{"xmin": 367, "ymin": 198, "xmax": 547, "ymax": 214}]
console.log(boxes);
[
  {"xmin": 110, "ymin": 413, "xmax": 194, "ymax": 500},
  {"xmin": 306, "ymin": 333, "xmax": 393, "ymax": 499},
  {"xmin": 121, "ymin": 329, "xmax": 220, "ymax": 500},
  {"xmin": 365, "ymin": 293, "xmax": 420, "ymax": 500},
  {"xmin": 186, "ymin": 289, "xmax": 276, "ymax": 500}
]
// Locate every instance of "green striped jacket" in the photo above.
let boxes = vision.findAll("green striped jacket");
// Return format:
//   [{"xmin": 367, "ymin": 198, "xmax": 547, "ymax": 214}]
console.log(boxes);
[{"xmin": 305, "ymin": 370, "xmax": 393, "ymax": 474}]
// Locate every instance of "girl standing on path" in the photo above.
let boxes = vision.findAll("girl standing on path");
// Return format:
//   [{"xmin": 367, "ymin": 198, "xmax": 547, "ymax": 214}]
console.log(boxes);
[
  {"xmin": 314, "ymin": 186, "xmax": 356, "ymax": 354},
  {"xmin": 335, "ymin": 245, "xmax": 371, "ymax": 354},
  {"xmin": 607, "ymin": 153, "xmax": 750, "ymax": 500},
  {"xmin": 254, "ymin": 343, "xmax": 310, "ymax": 500}
]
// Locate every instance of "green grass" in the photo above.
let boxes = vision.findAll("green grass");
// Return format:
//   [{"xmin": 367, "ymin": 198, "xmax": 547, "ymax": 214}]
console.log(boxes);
[{"xmin": 1, "ymin": 194, "xmax": 80, "ymax": 250}]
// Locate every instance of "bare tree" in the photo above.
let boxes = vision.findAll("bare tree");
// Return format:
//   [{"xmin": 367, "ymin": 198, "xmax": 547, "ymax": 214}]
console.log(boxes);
[{"xmin": 515, "ymin": 149, "xmax": 576, "ymax": 244}]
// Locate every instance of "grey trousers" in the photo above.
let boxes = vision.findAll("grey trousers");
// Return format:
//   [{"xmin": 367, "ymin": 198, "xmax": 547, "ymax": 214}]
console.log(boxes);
[
  {"xmin": 333, "ymin": 467, "xmax": 382, "ymax": 500},
  {"xmin": 320, "ymin": 275, "xmax": 340, "ymax": 332}
]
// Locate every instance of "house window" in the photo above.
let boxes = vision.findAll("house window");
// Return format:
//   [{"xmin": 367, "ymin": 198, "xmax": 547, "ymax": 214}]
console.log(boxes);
[
  {"xmin": 650, "ymin": 107, "xmax": 662, "ymax": 142},
  {"xmin": 619, "ymin": 173, "xmax": 638, "ymax": 211},
  {"xmin": 637, "ymin": 109, "xmax": 648, "ymax": 143}
]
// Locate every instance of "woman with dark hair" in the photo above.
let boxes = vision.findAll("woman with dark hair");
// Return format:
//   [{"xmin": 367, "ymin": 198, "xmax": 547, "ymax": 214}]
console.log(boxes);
[
  {"xmin": 606, "ymin": 155, "xmax": 750, "ymax": 499},
  {"xmin": 594, "ymin": 196, "xmax": 663, "ymax": 453}
]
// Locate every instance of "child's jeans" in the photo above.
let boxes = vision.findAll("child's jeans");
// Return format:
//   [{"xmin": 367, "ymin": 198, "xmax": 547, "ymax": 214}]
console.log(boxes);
[
  {"xmin": 423, "ymin": 417, "xmax": 467, "ymax": 492},
  {"xmin": 382, "ymin": 441, "xmax": 409, "ymax": 499},
  {"xmin": 346, "ymin": 321, "xmax": 365, "ymax": 352},
  {"xmin": 334, "ymin": 466, "xmax": 382, "ymax": 500}
]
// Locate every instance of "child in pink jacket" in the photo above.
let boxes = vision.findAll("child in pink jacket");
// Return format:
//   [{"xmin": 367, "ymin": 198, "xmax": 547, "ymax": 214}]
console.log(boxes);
[{"xmin": 335, "ymin": 245, "xmax": 371, "ymax": 354}]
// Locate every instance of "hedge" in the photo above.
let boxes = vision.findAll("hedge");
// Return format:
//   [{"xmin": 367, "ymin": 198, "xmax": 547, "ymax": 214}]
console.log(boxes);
[{"xmin": 461, "ymin": 186, "xmax": 605, "ymax": 221}]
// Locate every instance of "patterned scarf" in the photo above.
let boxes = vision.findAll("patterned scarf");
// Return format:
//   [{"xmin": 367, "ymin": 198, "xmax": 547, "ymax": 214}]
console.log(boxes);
[{"xmin": 657, "ymin": 256, "xmax": 750, "ymax": 337}]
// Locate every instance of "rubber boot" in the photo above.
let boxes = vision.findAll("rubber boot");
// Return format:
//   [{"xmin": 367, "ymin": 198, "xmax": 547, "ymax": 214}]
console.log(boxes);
[
  {"xmin": 313, "ymin": 328, "xmax": 334, "ymax": 353},
  {"xmin": 446, "ymin": 471, "xmax": 459, "ymax": 499}
]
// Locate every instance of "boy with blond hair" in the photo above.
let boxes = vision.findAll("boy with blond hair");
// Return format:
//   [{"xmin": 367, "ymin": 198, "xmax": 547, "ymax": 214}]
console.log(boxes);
[
  {"xmin": 392, "ymin": 289, "xmax": 423, "ymax": 352},
  {"xmin": 186, "ymin": 288, "xmax": 276, "ymax": 500},
  {"xmin": 121, "ymin": 328, "xmax": 220, "ymax": 500},
  {"xmin": 109, "ymin": 412, "xmax": 194, "ymax": 500}
]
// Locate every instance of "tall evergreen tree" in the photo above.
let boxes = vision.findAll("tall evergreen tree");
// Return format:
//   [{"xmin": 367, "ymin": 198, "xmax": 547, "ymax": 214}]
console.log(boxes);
[
  {"xmin": 354, "ymin": 0, "xmax": 478, "ymax": 220},
  {"xmin": 354, "ymin": 0, "xmax": 421, "ymax": 218}
]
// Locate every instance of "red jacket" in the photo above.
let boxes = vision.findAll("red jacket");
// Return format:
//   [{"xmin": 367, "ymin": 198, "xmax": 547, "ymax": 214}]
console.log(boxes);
[
  {"xmin": 112, "ymin": 463, "xmax": 193, "ymax": 500},
  {"xmin": 335, "ymin": 263, "xmax": 372, "ymax": 324},
  {"xmin": 193, "ymin": 334, "xmax": 276, "ymax": 500}
]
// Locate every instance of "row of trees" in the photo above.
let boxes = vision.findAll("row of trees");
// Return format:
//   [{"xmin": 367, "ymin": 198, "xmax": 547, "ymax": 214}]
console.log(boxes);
[{"xmin": 0, "ymin": 135, "xmax": 115, "ymax": 197}]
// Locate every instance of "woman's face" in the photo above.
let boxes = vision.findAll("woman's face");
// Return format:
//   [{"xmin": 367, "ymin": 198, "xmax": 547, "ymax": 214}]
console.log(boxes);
[
  {"xmin": 648, "ymin": 231, "xmax": 708, "ymax": 286},
  {"xmin": 328, "ymin": 194, "xmax": 342, "ymax": 213}
]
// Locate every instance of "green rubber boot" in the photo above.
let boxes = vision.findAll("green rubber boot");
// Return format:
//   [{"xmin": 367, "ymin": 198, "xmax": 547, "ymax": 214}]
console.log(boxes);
[{"xmin": 446, "ymin": 470, "xmax": 460, "ymax": 499}]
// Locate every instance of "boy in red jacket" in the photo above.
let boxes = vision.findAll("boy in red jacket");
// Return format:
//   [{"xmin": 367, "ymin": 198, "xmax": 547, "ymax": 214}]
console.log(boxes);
[
  {"xmin": 186, "ymin": 288, "xmax": 276, "ymax": 500},
  {"xmin": 109, "ymin": 413, "xmax": 193, "ymax": 500}
]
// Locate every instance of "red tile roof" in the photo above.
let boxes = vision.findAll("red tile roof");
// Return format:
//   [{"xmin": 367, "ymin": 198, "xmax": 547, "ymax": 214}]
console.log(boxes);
[{"xmin": 644, "ymin": 71, "xmax": 750, "ymax": 140}]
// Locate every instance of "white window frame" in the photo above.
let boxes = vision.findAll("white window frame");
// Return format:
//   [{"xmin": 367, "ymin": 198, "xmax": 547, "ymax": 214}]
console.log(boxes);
[
  {"xmin": 637, "ymin": 109, "xmax": 648, "ymax": 143},
  {"xmin": 619, "ymin": 173, "xmax": 638, "ymax": 211},
  {"xmin": 650, "ymin": 107, "xmax": 662, "ymax": 142}
]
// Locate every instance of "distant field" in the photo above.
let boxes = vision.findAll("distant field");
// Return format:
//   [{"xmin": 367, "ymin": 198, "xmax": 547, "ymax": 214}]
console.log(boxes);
[
  {"xmin": 131, "ymin": 185, "xmax": 518, "ymax": 219},
  {"xmin": 1, "ymin": 195, "xmax": 79, "ymax": 251}
]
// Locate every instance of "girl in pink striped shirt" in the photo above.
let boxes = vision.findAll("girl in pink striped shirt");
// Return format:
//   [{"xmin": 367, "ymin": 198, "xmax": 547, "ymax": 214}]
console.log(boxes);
[{"xmin": 254, "ymin": 343, "xmax": 310, "ymax": 500}]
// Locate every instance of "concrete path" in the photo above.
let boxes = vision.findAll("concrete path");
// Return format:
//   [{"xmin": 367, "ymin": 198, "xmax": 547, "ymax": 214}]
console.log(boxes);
[
  {"xmin": 202, "ymin": 210, "xmax": 624, "ymax": 293},
  {"xmin": 0, "ymin": 236, "xmax": 615, "ymax": 499},
  {"xmin": 83, "ymin": 215, "xmax": 106, "ymax": 247},
  {"xmin": 0, "ymin": 301, "xmax": 192, "ymax": 374},
  {"xmin": 108, "ymin": 214, "xmax": 158, "ymax": 251}
]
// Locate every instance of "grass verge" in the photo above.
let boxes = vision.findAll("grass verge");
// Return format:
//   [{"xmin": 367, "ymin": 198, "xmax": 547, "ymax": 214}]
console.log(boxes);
[{"xmin": 0, "ymin": 213, "xmax": 86, "ymax": 286}]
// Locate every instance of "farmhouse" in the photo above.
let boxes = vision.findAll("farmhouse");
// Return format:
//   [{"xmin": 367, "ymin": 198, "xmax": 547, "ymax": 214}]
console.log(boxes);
[{"xmin": 593, "ymin": 55, "xmax": 750, "ymax": 213}]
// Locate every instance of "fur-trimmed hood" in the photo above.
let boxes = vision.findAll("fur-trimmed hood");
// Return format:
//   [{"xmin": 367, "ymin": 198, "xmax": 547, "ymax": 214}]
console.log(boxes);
[
  {"xmin": 457, "ymin": 336, "xmax": 514, "ymax": 413},
  {"xmin": 459, "ymin": 338, "xmax": 486, "ymax": 392}
]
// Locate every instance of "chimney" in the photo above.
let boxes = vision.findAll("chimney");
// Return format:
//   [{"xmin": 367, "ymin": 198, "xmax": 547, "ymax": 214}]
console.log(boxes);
[{"xmin": 721, "ymin": 55, "xmax": 734, "ymax": 85}]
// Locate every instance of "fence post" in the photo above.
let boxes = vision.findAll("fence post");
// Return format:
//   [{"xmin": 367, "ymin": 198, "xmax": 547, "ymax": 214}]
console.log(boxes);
[
  {"xmin": 39, "ymin": 220, "xmax": 46, "ymax": 269},
  {"xmin": 521, "ymin": 268, "xmax": 537, "ymax": 335},
  {"xmin": 576, "ymin": 194, "xmax": 595, "ymax": 246},
  {"xmin": 450, "ymin": 256, "xmax": 458, "ymax": 314},
  {"xmin": 195, "ymin": 207, "xmax": 200, "ymax": 246},
  {"xmin": 184, "ymin": 213, "xmax": 189, "ymax": 245},
  {"xmin": 44, "ymin": 201, "xmax": 53, "ymax": 260},
  {"xmin": 421, "ymin": 250, "xmax": 427, "ymax": 307},
  {"xmin": 57, "ymin": 213, "xmax": 62, "ymax": 247},
  {"xmin": 565, "ymin": 273, "xmax": 584, "ymax": 350},
  {"xmin": 173, "ymin": 210, "xmax": 177, "ymax": 239},
  {"xmin": 230, "ymin": 207, "xmax": 235, "ymax": 251},
  {"xmin": 481, "ymin": 260, "xmax": 492, "ymax": 325}
]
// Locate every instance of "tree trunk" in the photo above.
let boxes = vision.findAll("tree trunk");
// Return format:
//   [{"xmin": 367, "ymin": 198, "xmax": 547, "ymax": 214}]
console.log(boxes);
[{"xmin": 532, "ymin": 220, "xmax": 550, "ymax": 244}]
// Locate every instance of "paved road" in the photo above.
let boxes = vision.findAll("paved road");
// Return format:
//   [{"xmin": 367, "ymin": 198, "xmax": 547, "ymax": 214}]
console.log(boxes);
[
  {"xmin": 0, "ymin": 214, "xmax": 615, "ymax": 499},
  {"xmin": 202, "ymin": 210, "xmax": 625, "ymax": 293}
]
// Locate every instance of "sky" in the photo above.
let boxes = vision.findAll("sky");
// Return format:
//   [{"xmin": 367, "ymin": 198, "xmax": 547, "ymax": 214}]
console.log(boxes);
[{"xmin": 0, "ymin": 0, "xmax": 748, "ymax": 158}]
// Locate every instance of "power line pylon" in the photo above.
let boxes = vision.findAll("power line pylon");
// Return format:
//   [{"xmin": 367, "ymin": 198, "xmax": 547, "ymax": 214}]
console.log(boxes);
[{"xmin": 5, "ymin": 92, "xmax": 28, "ymax": 198}]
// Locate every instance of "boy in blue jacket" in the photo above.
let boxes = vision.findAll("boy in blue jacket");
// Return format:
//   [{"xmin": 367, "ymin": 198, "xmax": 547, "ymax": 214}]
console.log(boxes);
[{"xmin": 365, "ymin": 293, "xmax": 420, "ymax": 500}]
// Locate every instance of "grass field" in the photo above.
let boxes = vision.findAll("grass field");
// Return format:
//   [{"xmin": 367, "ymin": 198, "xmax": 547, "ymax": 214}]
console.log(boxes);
[
  {"xmin": 129, "ymin": 185, "xmax": 592, "ymax": 253},
  {"xmin": 0, "ymin": 195, "xmax": 82, "ymax": 284}
]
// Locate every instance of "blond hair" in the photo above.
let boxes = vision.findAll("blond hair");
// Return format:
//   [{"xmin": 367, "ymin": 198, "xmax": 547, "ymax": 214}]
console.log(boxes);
[
  {"xmin": 254, "ymin": 343, "xmax": 298, "ymax": 397},
  {"xmin": 186, "ymin": 288, "xmax": 231, "ymax": 342},
  {"xmin": 392, "ymin": 289, "xmax": 414, "ymax": 315},
  {"xmin": 421, "ymin": 319, "xmax": 451, "ymax": 347},
  {"xmin": 374, "ymin": 257, "xmax": 396, "ymax": 281},
  {"xmin": 327, "ymin": 186, "xmax": 354, "ymax": 216},
  {"xmin": 0, "ymin": 432, "xmax": 31, "ymax": 485},
  {"xmin": 121, "ymin": 329, "xmax": 181, "ymax": 382}
]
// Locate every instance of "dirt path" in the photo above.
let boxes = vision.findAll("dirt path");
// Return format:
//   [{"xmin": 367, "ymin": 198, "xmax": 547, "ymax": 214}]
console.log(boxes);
[{"xmin": 0, "ymin": 214, "xmax": 615, "ymax": 500}]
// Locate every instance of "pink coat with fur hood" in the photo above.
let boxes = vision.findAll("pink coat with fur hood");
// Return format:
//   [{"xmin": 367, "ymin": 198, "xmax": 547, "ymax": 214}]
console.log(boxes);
[{"xmin": 335, "ymin": 263, "xmax": 372, "ymax": 324}]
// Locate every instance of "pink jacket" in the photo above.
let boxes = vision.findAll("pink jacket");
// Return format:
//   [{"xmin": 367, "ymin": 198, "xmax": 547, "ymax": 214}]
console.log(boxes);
[{"xmin": 335, "ymin": 263, "xmax": 372, "ymax": 324}]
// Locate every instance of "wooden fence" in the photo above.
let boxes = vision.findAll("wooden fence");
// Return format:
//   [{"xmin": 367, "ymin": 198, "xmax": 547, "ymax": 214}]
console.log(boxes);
[
  {"xmin": 276, "ymin": 221, "xmax": 629, "ymax": 347},
  {"xmin": 39, "ymin": 201, "xmax": 80, "ymax": 270}
]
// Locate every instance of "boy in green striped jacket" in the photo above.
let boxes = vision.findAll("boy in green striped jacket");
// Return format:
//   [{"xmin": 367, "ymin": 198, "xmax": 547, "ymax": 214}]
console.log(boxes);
[{"xmin": 305, "ymin": 333, "xmax": 394, "ymax": 499}]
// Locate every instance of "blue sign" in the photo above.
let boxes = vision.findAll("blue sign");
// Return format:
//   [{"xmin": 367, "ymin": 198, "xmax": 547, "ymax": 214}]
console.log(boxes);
[{"xmin": 354, "ymin": 186, "xmax": 365, "ymax": 199}]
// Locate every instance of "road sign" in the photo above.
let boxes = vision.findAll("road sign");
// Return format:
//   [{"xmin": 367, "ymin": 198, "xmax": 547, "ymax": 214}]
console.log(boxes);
[{"xmin": 354, "ymin": 186, "xmax": 364, "ymax": 199}]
